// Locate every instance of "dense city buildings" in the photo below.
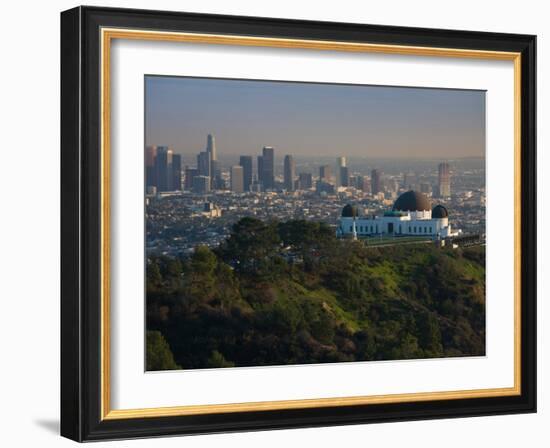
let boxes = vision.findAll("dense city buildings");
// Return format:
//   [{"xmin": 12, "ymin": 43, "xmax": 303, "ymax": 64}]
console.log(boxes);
[
  {"xmin": 284, "ymin": 154, "xmax": 296, "ymax": 191},
  {"xmin": 316, "ymin": 181, "xmax": 335, "ymax": 195},
  {"xmin": 145, "ymin": 135, "xmax": 484, "ymax": 258}
]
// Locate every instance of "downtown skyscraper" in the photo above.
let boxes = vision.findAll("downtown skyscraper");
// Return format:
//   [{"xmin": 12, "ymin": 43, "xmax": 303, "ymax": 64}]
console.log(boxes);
[
  {"xmin": 230, "ymin": 165, "xmax": 244, "ymax": 193},
  {"xmin": 155, "ymin": 146, "xmax": 173, "ymax": 192},
  {"xmin": 371, "ymin": 168, "xmax": 382, "ymax": 195},
  {"xmin": 145, "ymin": 145, "xmax": 157, "ymax": 188},
  {"xmin": 239, "ymin": 155, "xmax": 253, "ymax": 192},
  {"xmin": 319, "ymin": 165, "xmax": 332, "ymax": 183},
  {"xmin": 197, "ymin": 150, "xmax": 211, "ymax": 178},
  {"xmin": 206, "ymin": 133, "xmax": 221, "ymax": 188},
  {"xmin": 336, "ymin": 156, "xmax": 347, "ymax": 187},
  {"xmin": 206, "ymin": 133, "xmax": 216, "ymax": 161},
  {"xmin": 184, "ymin": 167, "xmax": 198, "ymax": 190},
  {"xmin": 283, "ymin": 154, "xmax": 296, "ymax": 191},
  {"xmin": 172, "ymin": 154, "xmax": 182, "ymax": 191},
  {"xmin": 339, "ymin": 166, "xmax": 350, "ymax": 187},
  {"xmin": 437, "ymin": 162, "xmax": 451, "ymax": 198},
  {"xmin": 298, "ymin": 172, "xmax": 313, "ymax": 190},
  {"xmin": 260, "ymin": 146, "xmax": 275, "ymax": 190}
]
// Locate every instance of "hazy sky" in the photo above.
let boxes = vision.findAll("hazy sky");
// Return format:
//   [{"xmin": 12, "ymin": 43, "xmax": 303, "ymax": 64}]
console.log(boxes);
[{"xmin": 145, "ymin": 76, "xmax": 485, "ymax": 159}]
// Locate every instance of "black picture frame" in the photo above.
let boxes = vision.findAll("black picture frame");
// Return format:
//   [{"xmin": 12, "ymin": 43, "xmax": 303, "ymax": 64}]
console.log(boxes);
[{"xmin": 61, "ymin": 5, "xmax": 536, "ymax": 442}]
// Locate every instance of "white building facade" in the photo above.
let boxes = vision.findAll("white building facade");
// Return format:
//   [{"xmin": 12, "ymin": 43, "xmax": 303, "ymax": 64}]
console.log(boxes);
[{"xmin": 337, "ymin": 190, "xmax": 460, "ymax": 240}]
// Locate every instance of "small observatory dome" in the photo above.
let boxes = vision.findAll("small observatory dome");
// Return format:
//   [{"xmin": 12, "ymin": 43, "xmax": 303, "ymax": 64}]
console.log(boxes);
[
  {"xmin": 432, "ymin": 204, "xmax": 449, "ymax": 219},
  {"xmin": 341, "ymin": 204, "xmax": 359, "ymax": 218}
]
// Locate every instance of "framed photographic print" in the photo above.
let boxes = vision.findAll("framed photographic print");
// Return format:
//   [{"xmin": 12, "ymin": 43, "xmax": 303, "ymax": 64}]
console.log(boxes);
[{"xmin": 60, "ymin": 6, "xmax": 536, "ymax": 442}]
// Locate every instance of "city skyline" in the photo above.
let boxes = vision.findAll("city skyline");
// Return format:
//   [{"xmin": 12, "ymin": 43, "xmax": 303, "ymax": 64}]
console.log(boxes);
[
  {"xmin": 145, "ymin": 75, "xmax": 486, "ymax": 159},
  {"xmin": 146, "ymin": 130, "xmax": 476, "ymax": 197}
]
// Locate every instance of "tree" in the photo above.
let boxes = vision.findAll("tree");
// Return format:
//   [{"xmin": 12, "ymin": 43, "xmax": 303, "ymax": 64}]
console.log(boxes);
[
  {"xmin": 146, "ymin": 331, "xmax": 180, "ymax": 371},
  {"xmin": 220, "ymin": 217, "xmax": 281, "ymax": 274},
  {"xmin": 278, "ymin": 220, "xmax": 337, "ymax": 270},
  {"xmin": 417, "ymin": 311, "xmax": 443, "ymax": 355},
  {"xmin": 182, "ymin": 246, "xmax": 218, "ymax": 304},
  {"xmin": 146, "ymin": 259, "xmax": 162, "ymax": 290},
  {"xmin": 207, "ymin": 350, "xmax": 235, "ymax": 368}
]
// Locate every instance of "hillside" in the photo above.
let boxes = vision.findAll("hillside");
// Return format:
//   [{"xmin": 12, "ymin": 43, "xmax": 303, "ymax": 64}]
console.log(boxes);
[{"xmin": 146, "ymin": 218, "xmax": 486, "ymax": 370}]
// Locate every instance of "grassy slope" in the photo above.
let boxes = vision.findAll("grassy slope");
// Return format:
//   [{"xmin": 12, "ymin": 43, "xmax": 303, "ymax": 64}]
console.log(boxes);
[{"xmin": 147, "ymin": 241, "xmax": 486, "ymax": 369}]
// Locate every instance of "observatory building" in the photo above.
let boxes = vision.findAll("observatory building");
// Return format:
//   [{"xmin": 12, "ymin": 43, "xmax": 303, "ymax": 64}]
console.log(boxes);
[{"xmin": 337, "ymin": 190, "xmax": 460, "ymax": 240}]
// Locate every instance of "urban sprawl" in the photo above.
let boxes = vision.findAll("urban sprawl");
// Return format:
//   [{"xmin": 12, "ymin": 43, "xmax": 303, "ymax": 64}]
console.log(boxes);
[{"xmin": 146, "ymin": 134, "xmax": 486, "ymax": 257}]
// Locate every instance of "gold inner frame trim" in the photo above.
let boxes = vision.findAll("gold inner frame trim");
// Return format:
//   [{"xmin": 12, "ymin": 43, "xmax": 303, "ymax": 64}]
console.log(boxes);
[{"xmin": 100, "ymin": 27, "xmax": 522, "ymax": 420}]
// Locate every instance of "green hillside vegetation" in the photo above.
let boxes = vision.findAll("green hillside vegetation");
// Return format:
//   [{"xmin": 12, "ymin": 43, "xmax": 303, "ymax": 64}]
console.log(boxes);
[{"xmin": 146, "ymin": 217, "xmax": 485, "ymax": 370}]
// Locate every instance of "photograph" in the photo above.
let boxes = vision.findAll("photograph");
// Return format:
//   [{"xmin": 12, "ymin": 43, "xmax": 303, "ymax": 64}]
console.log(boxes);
[
  {"xmin": 144, "ymin": 76, "xmax": 487, "ymax": 371},
  {"xmin": 56, "ymin": 4, "xmax": 538, "ymax": 442}
]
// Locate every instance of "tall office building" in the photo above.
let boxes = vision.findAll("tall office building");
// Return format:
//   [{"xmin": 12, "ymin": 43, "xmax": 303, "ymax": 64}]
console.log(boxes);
[
  {"xmin": 239, "ymin": 155, "xmax": 253, "ymax": 192},
  {"xmin": 210, "ymin": 159, "xmax": 220, "ymax": 187},
  {"xmin": 283, "ymin": 154, "xmax": 296, "ymax": 191},
  {"xmin": 155, "ymin": 146, "xmax": 173, "ymax": 192},
  {"xmin": 171, "ymin": 154, "xmax": 182, "ymax": 191},
  {"xmin": 261, "ymin": 146, "xmax": 275, "ymax": 190},
  {"xmin": 257, "ymin": 155, "xmax": 264, "ymax": 190},
  {"xmin": 145, "ymin": 145, "xmax": 157, "ymax": 188},
  {"xmin": 336, "ymin": 156, "xmax": 347, "ymax": 186},
  {"xmin": 230, "ymin": 165, "xmax": 244, "ymax": 193},
  {"xmin": 206, "ymin": 133, "xmax": 217, "ymax": 161},
  {"xmin": 360, "ymin": 176, "xmax": 371, "ymax": 193},
  {"xmin": 184, "ymin": 167, "xmax": 198, "ymax": 190},
  {"xmin": 438, "ymin": 162, "xmax": 451, "ymax": 198},
  {"xmin": 205, "ymin": 134, "xmax": 222, "ymax": 189},
  {"xmin": 298, "ymin": 172, "xmax": 313, "ymax": 190},
  {"xmin": 339, "ymin": 166, "xmax": 350, "ymax": 187},
  {"xmin": 371, "ymin": 168, "xmax": 382, "ymax": 195},
  {"xmin": 319, "ymin": 165, "xmax": 332, "ymax": 183},
  {"xmin": 349, "ymin": 175, "xmax": 360, "ymax": 189},
  {"xmin": 192, "ymin": 175, "xmax": 211, "ymax": 194},
  {"xmin": 197, "ymin": 151, "xmax": 211, "ymax": 177}
]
